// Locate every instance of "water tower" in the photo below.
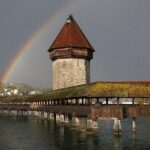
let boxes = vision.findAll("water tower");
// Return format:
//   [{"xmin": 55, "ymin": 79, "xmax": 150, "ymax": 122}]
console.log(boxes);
[{"xmin": 48, "ymin": 15, "xmax": 94, "ymax": 90}]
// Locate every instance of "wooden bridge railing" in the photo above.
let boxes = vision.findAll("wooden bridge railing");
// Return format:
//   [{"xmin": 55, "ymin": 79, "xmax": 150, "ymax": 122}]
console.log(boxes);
[{"xmin": 0, "ymin": 103, "xmax": 150, "ymax": 120}]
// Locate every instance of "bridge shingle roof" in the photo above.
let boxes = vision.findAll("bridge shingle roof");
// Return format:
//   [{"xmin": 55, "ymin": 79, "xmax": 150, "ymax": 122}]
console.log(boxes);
[{"xmin": 1, "ymin": 81, "xmax": 150, "ymax": 102}]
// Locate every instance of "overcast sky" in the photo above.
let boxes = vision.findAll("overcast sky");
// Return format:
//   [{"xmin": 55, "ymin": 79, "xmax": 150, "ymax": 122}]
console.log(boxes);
[{"xmin": 0, "ymin": 0, "xmax": 150, "ymax": 88}]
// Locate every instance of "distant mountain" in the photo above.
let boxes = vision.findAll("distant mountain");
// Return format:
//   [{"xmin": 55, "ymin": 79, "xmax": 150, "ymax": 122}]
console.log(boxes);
[
  {"xmin": 40, "ymin": 87, "xmax": 52, "ymax": 93},
  {"xmin": 16, "ymin": 83, "xmax": 33, "ymax": 90}
]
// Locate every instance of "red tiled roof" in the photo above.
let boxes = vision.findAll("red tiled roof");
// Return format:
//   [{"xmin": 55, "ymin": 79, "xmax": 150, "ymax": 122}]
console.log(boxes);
[{"xmin": 48, "ymin": 15, "xmax": 94, "ymax": 52}]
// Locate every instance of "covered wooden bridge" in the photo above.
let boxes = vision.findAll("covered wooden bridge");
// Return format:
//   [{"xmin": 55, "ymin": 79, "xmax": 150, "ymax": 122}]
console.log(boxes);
[
  {"xmin": 0, "ymin": 81, "xmax": 150, "ymax": 119},
  {"xmin": 0, "ymin": 81, "xmax": 150, "ymax": 133}
]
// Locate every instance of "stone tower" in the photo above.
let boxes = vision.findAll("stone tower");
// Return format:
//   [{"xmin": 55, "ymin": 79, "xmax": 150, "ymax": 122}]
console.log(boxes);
[{"xmin": 48, "ymin": 15, "xmax": 94, "ymax": 90}]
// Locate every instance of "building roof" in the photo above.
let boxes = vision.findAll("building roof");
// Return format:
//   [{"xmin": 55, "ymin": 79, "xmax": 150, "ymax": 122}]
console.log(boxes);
[
  {"xmin": 2, "ymin": 81, "xmax": 150, "ymax": 102},
  {"xmin": 48, "ymin": 15, "xmax": 94, "ymax": 52}
]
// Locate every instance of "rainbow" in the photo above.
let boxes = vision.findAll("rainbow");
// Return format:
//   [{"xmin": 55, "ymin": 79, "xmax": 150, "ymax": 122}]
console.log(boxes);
[
  {"xmin": 1, "ymin": 1, "xmax": 75, "ymax": 84},
  {"xmin": 1, "ymin": 17, "xmax": 52, "ymax": 83}
]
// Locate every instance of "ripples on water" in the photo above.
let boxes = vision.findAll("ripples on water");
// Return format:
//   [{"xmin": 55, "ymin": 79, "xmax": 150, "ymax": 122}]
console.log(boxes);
[{"xmin": 0, "ymin": 116, "xmax": 149, "ymax": 150}]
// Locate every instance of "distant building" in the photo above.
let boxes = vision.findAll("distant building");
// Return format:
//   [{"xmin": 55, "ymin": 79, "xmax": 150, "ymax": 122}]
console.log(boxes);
[
  {"xmin": 48, "ymin": 15, "xmax": 94, "ymax": 90},
  {"xmin": 30, "ymin": 91, "xmax": 42, "ymax": 95},
  {"xmin": 7, "ymin": 91, "xmax": 12, "ymax": 96},
  {"xmin": 4, "ymin": 89, "xmax": 7, "ymax": 92},
  {"xmin": 13, "ymin": 89, "xmax": 19, "ymax": 95}
]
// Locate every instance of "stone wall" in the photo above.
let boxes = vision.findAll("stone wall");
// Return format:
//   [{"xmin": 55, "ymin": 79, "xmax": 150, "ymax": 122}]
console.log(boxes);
[{"xmin": 52, "ymin": 58, "xmax": 90, "ymax": 90}]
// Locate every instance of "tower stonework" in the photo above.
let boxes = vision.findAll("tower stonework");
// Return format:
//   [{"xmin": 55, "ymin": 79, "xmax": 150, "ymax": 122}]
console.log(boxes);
[{"xmin": 48, "ymin": 15, "xmax": 94, "ymax": 90}]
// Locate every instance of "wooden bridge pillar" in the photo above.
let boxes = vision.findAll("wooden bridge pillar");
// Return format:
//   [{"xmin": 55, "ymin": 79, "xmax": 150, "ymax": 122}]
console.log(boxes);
[
  {"xmin": 87, "ymin": 118, "xmax": 98, "ymax": 132},
  {"xmin": 71, "ymin": 116, "xmax": 98, "ymax": 132},
  {"xmin": 78, "ymin": 117, "xmax": 87, "ymax": 132},
  {"xmin": 56, "ymin": 114, "xmax": 60, "ymax": 122},
  {"xmin": 60, "ymin": 114, "xmax": 65, "ymax": 123},
  {"xmin": 55, "ymin": 114, "xmax": 70, "ymax": 123},
  {"xmin": 49, "ymin": 113, "xmax": 54, "ymax": 120},
  {"xmin": 64, "ymin": 114, "xmax": 69, "ymax": 123},
  {"xmin": 113, "ymin": 118, "xmax": 122, "ymax": 135},
  {"xmin": 54, "ymin": 113, "xmax": 56, "ymax": 122},
  {"xmin": 41, "ymin": 111, "xmax": 44, "ymax": 119},
  {"xmin": 72, "ymin": 117, "xmax": 80, "ymax": 128},
  {"xmin": 34, "ymin": 111, "xmax": 38, "ymax": 117},
  {"xmin": 72, "ymin": 112, "xmax": 80, "ymax": 128},
  {"xmin": 44, "ymin": 112, "xmax": 48, "ymax": 118},
  {"xmin": 54, "ymin": 114, "xmax": 69, "ymax": 123},
  {"xmin": 132, "ymin": 117, "xmax": 136, "ymax": 132}
]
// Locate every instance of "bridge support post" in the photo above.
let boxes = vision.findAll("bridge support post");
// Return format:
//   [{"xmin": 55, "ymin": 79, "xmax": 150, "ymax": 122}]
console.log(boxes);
[
  {"xmin": 113, "ymin": 118, "xmax": 122, "ymax": 134},
  {"xmin": 28, "ymin": 110, "xmax": 32, "ymax": 116},
  {"xmin": 9, "ymin": 110, "xmax": 12, "ymax": 116},
  {"xmin": 17, "ymin": 110, "xmax": 20, "ymax": 116},
  {"xmin": 3, "ymin": 110, "xmax": 9, "ymax": 116},
  {"xmin": 30, "ymin": 111, "xmax": 34, "ymax": 116},
  {"xmin": 41, "ymin": 111, "xmax": 44, "ymax": 119},
  {"xmin": 34, "ymin": 111, "xmax": 38, "ymax": 117},
  {"xmin": 44, "ymin": 112, "xmax": 48, "ymax": 119},
  {"xmin": 49, "ymin": 113, "xmax": 54, "ymax": 120},
  {"xmin": 87, "ymin": 119, "xmax": 98, "ymax": 132},
  {"xmin": 59, "ymin": 114, "xmax": 69, "ymax": 123},
  {"xmin": 37, "ymin": 111, "xmax": 41, "ymax": 118},
  {"xmin": 132, "ymin": 117, "xmax": 136, "ymax": 132},
  {"xmin": 72, "ymin": 117, "xmax": 80, "ymax": 128},
  {"xmin": 39, "ymin": 111, "xmax": 42, "ymax": 118},
  {"xmin": 23, "ymin": 111, "xmax": 28, "ymax": 116},
  {"xmin": 17, "ymin": 110, "xmax": 21, "ymax": 116},
  {"xmin": 77, "ymin": 117, "xmax": 99, "ymax": 132},
  {"xmin": 78, "ymin": 117, "xmax": 87, "ymax": 132},
  {"xmin": 60, "ymin": 114, "xmax": 65, "ymax": 123},
  {"xmin": 64, "ymin": 115, "xmax": 69, "ymax": 123},
  {"xmin": 47, "ymin": 112, "xmax": 50, "ymax": 119},
  {"xmin": 92, "ymin": 120, "xmax": 98, "ymax": 129},
  {"xmin": 56, "ymin": 114, "xmax": 60, "ymax": 122},
  {"xmin": 71, "ymin": 112, "xmax": 80, "ymax": 128}
]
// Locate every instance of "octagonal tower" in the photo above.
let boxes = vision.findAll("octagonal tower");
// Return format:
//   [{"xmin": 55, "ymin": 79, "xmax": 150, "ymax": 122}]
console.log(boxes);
[{"xmin": 48, "ymin": 15, "xmax": 94, "ymax": 90}]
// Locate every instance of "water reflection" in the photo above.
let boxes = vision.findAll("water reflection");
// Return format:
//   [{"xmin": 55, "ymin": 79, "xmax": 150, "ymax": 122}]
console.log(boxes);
[
  {"xmin": 0, "ymin": 116, "xmax": 150, "ymax": 150},
  {"xmin": 114, "ymin": 136, "xmax": 122, "ymax": 150}
]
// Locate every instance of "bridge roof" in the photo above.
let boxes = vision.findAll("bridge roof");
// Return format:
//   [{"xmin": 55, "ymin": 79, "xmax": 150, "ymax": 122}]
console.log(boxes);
[
  {"xmin": 1, "ymin": 81, "xmax": 150, "ymax": 102},
  {"xmin": 0, "ymin": 81, "xmax": 150, "ymax": 102},
  {"xmin": 39, "ymin": 81, "xmax": 150, "ymax": 100}
]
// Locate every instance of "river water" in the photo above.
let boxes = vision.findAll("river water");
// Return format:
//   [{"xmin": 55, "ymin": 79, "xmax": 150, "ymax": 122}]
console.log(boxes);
[{"xmin": 0, "ymin": 116, "xmax": 149, "ymax": 150}]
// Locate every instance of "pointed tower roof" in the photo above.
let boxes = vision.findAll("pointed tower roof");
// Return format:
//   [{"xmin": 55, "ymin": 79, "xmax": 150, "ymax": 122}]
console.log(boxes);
[{"xmin": 48, "ymin": 15, "xmax": 94, "ymax": 52}]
